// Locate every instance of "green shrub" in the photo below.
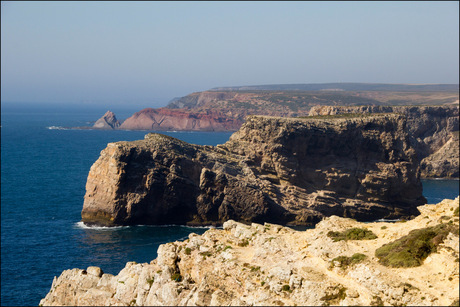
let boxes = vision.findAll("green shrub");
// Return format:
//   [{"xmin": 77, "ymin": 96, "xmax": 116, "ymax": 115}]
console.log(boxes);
[
  {"xmin": 370, "ymin": 295, "xmax": 384, "ymax": 306},
  {"xmin": 238, "ymin": 239, "xmax": 249, "ymax": 247},
  {"xmin": 331, "ymin": 253, "xmax": 367, "ymax": 269},
  {"xmin": 375, "ymin": 223, "xmax": 458, "ymax": 267},
  {"xmin": 185, "ymin": 247, "xmax": 192, "ymax": 255},
  {"xmin": 281, "ymin": 284, "xmax": 292, "ymax": 292},
  {"xmin": 327, "ymin": 228, "xmax": 377, "ymax": 242},
  {"xmin": 250, "ymin": 266, "xmax": 261, "ymax": 272},
  {"xmin": 454, "ymin": 206, "xmax": 459, "ymax": 217},
  {"xmin": 146, "ymin": 278, "xmax": 154, "ymax": 286},
  {"xmin": 171, "ymin": 273, "xmax": 182, "ymax": 282},
  {"xmin": 320, "ymin": 285, "xmax": 347, "ymax": 304},
  {"xmin": 381, "ymin": 226, "xmax": 387, "ymax": 230}
]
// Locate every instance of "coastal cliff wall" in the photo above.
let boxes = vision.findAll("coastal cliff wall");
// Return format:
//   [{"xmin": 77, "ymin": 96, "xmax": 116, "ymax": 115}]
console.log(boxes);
[
  {"xmin": 81, "ymin": 114, "xmax": 425, "ymax": 227},
  {"xmin": 118, "ymin": 108, "xmax": 242, "ymax": 131},
  {"xmin": 41, "ymin": 198, "xmax": 460, "ymax": 306},
  {"xmin": 309, "ymin": 105, "xmax": 459, "ymax": 178}
]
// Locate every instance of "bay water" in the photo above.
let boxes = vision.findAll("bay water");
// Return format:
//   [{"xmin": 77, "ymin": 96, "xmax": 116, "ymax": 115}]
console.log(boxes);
[{"xmin": 1, "ymin": 106, "xmax": 458, "ymax": 306}]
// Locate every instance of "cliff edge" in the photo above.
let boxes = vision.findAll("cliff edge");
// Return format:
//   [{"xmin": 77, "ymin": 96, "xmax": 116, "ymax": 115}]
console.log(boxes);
[
  {"xmin": 309, "ymin": 105, "xmax": 459, "ymax": 178},
  {"xmin": 41, "ymin": 197, "xmax": 460, "ymax": 306},
  {"xmin": 119, "ymin": 108, "xmax": 242, "ymax": 131},
  {"xmin": 81, "ymin": 114, "xmax": 425, "ymax": 227}
]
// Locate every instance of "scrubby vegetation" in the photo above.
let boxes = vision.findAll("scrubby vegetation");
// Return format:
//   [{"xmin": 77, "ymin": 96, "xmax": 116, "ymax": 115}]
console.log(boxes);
[
  {"xmin": 375, "ymin": 223, "xmax": 458, "ymax": 268},
  {"xmin": 454, "ymin": 206, "xmax": 459, "ymax": 217},
  {"xmin": 320, "ymin": 285, "xmax": 347, "ymax": 305},
  {"xmin": 146, "ymin": 278, "xmax": 154, "ymax": 286},
  {"xmin": 281, "ymin": 284, "xmax": 291, "ymax": 292},
  {"xmin": 238, "ymin": 239, "xmax": 249, "ymax": 247},
  {"xmin": 327, "ymin": 228, "xmax": 377, "ymax": 242},
  {"xmin": 171, "ymin": 273, "xmax": 182, "ymax": 282},
  {"xmin": 330, "ymin": 253, "xmax": 367, "ymax": 269}
]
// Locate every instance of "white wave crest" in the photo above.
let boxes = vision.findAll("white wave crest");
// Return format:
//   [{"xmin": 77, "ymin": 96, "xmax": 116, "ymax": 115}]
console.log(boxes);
[
  {"xmin": 373, "ymin": 218, "xmax": 402, "ymax": 223},
  {"xmin": 46, "ymin": 126, "xmax": 70, "ymax": 130},
  {"xmin": 75, "ymin": 221, "xmax": 130, "ymax": 230},
  {"xmin": 75, "ymin": 221, "xmax": 219, "ymax": 230}
]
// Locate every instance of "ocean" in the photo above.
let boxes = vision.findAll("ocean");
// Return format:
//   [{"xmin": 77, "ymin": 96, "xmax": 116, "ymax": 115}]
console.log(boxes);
[{"xmin": 1, "ymin": 106, "xmax": 458, "ymax": 306}]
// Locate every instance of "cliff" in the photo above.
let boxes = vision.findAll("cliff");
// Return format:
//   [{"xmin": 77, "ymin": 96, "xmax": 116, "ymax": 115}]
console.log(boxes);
[
  {"xmin": 93, "ymin": 111, "xmax": 121, "ymax": 129},
  {"xmin": 81, "ymin": 114, "xmax": 425, "ymax": 227},
  {"xmin": 309, "ymin": 105, "xmax": 459, "ymax": 178},
  {"xmin": 119, "ymin": 108, "xmax": 242, "ymax": 131},
  {"xmin": 41, "ymin": 197, "xmax": 460, "ymax": 306}
]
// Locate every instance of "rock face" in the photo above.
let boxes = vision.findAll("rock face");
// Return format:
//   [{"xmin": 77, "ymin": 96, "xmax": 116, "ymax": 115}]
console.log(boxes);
[
  {"xmin": 93, "ymin": 111, "xmax": 121, "ymax": 129},
  {"xmin": 41, "ymin": 197, "xmax": 460, "ymax": 306},
  {"xmin": 81, "ymin": 114, "xmax": 425, "ymax": 227},
  {"xmin": 119, "ymin": 108, "xmax": 242, "ymax": 131},
  {"xmin": 308, "ymin": 105, "xmax": 459, "ymax": 178}
]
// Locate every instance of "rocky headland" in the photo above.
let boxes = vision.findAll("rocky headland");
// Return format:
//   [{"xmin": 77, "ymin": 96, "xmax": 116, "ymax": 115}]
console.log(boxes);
[
  {"xmin": 41, "ymin": 197, "xmax": 460, "ymax": 306},
  {"xmin": 90, "ymin": 83, "xmax": 459, "ymax": 133},
  {"xmin": 118, "ymin": 107, "xmax": 242, "ymax": 131},
  {"xmin": 81, "ymin": 114, "xmax": 425, "ymax": 227},
  {"xmin": 309, "ymin": 105, "xmax": 459, "ymax": 178}
]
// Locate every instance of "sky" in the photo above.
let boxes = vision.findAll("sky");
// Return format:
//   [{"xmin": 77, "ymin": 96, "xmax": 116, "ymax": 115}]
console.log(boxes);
[{"xmin": 1, "ymin": 1, "xmax": 459, "ymax": 108}]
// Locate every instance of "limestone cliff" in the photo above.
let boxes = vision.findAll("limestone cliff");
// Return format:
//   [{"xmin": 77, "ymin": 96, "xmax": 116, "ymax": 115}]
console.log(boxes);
[
  {"xmin": 93, "ymin": 111, "xmax": 121, "ymax": 129},
  {"xmin": 41, "ymin": 197, "xmax": 460, "ymax": 306},
  {"xmin": 308, "ymin": 105, "xmax": 459, "ymax": 178},
  {"xmin": 81, "ymin": 114, "xmax": 425, "ymax": 227}
]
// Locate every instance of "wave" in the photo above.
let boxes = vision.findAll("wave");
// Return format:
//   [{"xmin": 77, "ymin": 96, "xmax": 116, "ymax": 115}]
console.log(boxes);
[
  {"xmin": 75, "ymin": 221, "xmax": 130, "ymax": 230},
  {"xmin": 371, "ymin": 218, "xmax": 402, "ymax": 223},
  {"xmin": 423, "ymin": 178, "xmax": 460, "ymax": 181},
  {"xmin": 74, "ymin": 221, "xmax": 219, "ymax": 230},
  {"xmin": 46, "ymin": 126, "xmax": 70, "ymax": 130}
]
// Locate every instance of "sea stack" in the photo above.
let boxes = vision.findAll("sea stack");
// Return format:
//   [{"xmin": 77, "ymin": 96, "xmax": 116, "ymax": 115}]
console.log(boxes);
[
  {"xmin": 81, "ymin": 114, "xmax": 426, "ymax": 227},
  {"xmin": 93, "ymin": 111, "xmax": 121, "ymax": 129}
]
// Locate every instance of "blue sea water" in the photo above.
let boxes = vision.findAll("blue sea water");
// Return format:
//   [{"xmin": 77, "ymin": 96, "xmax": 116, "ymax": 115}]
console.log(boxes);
[{"xmin": 1, "ymin": 106, "xmax": 458, "ymax": 306}]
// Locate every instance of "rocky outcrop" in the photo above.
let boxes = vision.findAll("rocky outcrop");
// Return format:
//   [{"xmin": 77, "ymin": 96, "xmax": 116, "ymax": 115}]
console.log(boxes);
[
  {"xmin": 308, "ymin": 105, "xmax": 459, "ymax": 178},
  {"xmin": 41, "ymin": 197, "xmax": 460, "ymax": 306},
  {"xmin": 81, "ymin": 114, "xmax": 425, "ymax": 227},
  {"xmin": 119, "ymin": 108, "xmax": 242, "ymax": 131},
  {"xmin": 93, "ymin": 111, "xmax": 121, "ymax": 129},
  {"xmin": 420, "ymin": 131, "xmax": 459, "ymax": 178},
  {"xmin": 118, "ymin": 86, "xmax": 458, "ymax": 132}
]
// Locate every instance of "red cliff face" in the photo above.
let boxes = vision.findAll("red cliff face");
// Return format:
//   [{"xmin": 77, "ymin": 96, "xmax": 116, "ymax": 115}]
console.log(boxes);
[{"xmin": 119, "ymin": 108, "xmax": 243, "ymax": 131}]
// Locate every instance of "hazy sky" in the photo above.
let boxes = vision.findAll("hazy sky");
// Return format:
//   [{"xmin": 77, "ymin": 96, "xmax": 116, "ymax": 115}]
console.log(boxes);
[{"xmin": 1, "ymin": 1, "xmax": 459, "ymax": 107}]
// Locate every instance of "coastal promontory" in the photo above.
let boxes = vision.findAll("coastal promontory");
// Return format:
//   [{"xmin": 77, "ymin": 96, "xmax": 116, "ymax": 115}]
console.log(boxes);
[{"xmin": 81, "ymin": 114, "xmax": 425, "ymax": 227}]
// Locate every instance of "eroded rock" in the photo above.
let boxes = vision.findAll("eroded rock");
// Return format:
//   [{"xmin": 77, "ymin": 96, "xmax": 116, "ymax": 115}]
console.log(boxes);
[
  {"xmin": 309, "ymin": 105, "xmax": 459, "ymax": 179},
  {"xmin": 82, "ymin": 114, "xmax": 425, "ymax": 227},
  {"xmin": 41, "ymin": 197, "xmax": 460, "ymax": 306}
]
